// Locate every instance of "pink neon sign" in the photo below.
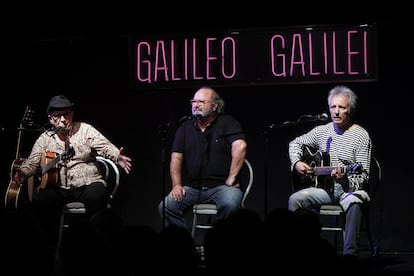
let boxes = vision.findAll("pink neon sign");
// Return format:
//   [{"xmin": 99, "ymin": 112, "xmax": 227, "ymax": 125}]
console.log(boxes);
[{"xmin": 130, "ymin": 24, "xmax": 377, "ymax": 89}]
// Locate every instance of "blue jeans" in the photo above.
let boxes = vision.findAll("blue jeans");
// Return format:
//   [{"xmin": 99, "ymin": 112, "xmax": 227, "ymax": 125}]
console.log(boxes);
[
  {"xmin": 158, "ymin": 185, "xmax": 243, "ymax": 230},
  {"xmin": 288, "ymin": 183, "xmax": 362, "ymax": 256}
]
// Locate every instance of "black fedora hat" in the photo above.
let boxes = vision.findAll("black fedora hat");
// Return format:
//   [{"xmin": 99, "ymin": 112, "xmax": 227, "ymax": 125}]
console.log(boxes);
[{"xmin": 47, "ymin": 95, "xmax": 74, "ymax": 114}]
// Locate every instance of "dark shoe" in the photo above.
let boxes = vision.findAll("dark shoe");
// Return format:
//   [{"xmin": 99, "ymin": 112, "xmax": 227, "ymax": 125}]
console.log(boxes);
[{"xmin": 343, "ymin": 254, "xmax": 358, "ymax": 261}]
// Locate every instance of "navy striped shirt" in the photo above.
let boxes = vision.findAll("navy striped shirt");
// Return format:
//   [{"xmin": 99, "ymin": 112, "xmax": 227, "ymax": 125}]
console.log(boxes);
[{"xmin": 289, "ymin": 122, "xmax": 372, "ymax": 191}]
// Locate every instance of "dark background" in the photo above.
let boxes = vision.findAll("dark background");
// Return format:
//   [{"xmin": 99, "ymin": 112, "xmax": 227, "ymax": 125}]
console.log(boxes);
[{"xmin": 0, "ymin": 7, "xmax": 412, "ymax": 252}]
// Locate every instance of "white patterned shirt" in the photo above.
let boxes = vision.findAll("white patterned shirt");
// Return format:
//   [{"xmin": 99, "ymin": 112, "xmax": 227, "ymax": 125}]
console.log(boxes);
[{"xmin": 19, "ymin": 121, "xmax": 120, "ymax": 188}]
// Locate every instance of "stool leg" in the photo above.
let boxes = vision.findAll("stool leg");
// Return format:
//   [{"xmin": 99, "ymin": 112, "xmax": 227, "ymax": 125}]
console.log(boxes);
[
  {"xmin": 191, "ymin": 212, "xmax": 197, "ymax": 238},
  {"xmin": 54, "ymin": 212, "xmax": 65, "ymax": 264}
]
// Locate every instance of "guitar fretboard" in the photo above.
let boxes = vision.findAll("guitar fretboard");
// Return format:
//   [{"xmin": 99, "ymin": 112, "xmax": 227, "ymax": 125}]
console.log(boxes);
[{"xmin": 313, "ymin": 166, "xmax": 344, "ymax": 176}]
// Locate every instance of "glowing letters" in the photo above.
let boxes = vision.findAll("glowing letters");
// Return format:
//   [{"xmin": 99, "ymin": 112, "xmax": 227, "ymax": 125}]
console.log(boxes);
[
  {"xmin": 131, "ymin": 24, "xmax": 376, "ymax": 88},
  {"xmin": 136, "ymin": 37, "xmax": 237, "ymax": 84},
  {"xmin": 270, "ymin": 30, "xmax": 369, "ymax": 77}
]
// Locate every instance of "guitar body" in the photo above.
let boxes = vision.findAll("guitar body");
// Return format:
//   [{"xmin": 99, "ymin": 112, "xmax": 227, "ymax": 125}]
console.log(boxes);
[
  {"xmin": 5, "ymin": 181, "xmax": 21, "ymax": 209},
  {"xmin": 4, "ymin": 158, "xmax": 34, "ymax": 209},
  {"xmin": 5, "ymin": 150, "xmax": 71, "ymax": 205},
  {"xmin": 39, "ymin": 151, "xmax": 60, "ymax": 190},
  {"xmin": 4, "ymin": 160, "xmax": 23, "ymax": 209},
  {"xmin": 4, "ymin": 150, "xmax": 65, "ymax": 207},
  {"xmin": 292, "ymin": 146, "xmax": 332, "ymax": 192},
  {"xmin": 291, "ymin": 146, "xmax": 362, "ymax": 193},
  {"xmin": 4, "ymin": 106, "xmax": 34, "ymax": 209},
  {"xmin": 36, "ymin": 149, "xmax": 74, "ymax": 190}
]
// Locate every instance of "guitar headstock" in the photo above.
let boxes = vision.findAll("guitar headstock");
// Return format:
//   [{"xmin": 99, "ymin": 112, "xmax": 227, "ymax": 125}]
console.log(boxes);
[{"xmin": 21, "ymin": 106, "xmax": 35, "ymax": 128}]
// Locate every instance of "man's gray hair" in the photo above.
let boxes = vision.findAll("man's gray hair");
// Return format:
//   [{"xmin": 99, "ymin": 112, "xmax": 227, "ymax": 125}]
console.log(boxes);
[{"xmin": 328, "ymin": 85, "xmax": 358, "ymax": 115}]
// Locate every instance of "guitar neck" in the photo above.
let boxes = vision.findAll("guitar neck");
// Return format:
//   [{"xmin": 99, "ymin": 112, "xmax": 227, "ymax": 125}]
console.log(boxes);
[
  {"xmin": 15, "ymin": 130, "xmax": 23, "ymax": 160},
  {"xmin": 40, "ymin": 150, "xmax": 74, "ymax": 175},
  {"xmin": 41, "ymin": 155, "xmax": 61, "ymax": 174},
  {"xmin": 313, "ymin": 166, "xmax": 344, "ymax": 176},
  {"xmin": 15, "ymin": 106, "xmax": 33, "ymax": 159}
]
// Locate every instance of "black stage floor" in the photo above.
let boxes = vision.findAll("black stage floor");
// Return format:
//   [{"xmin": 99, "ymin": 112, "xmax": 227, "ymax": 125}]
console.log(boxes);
[{"xmin": 345, "ymin": 251, "xmax": 414, "ymax": 275}]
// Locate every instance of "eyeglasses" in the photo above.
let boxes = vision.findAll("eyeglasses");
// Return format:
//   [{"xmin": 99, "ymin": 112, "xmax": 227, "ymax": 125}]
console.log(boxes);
[
  {"xmin": 189, "ymin": 99, "xmax": 212, "ymax": 105},
  {"xmin": 50, "ymin": 111, "xmax": 72, "ymax": 120}
]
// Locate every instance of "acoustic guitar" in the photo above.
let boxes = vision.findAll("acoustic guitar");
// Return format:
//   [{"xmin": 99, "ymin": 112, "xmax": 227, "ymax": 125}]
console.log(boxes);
[
  {"xmin": 4, "ymin": 106, "xmax": 34, "ymax": 209},
  {"xmin": 292, "ymin": 145, "xmax": 362, "ymax": 192},
  {"xmin": 36, "ymin": 149, "xmax": 74, "ymax": 190}
]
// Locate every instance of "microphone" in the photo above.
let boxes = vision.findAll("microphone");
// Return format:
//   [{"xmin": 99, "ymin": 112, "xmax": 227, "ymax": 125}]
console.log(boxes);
[
  {"xmin": 298, "ymin": 113, "xmax": 329, "ymax": 123},
  {"xmin": 191, "ymin": 113, "xmax": 203, "ymax": 120},
  {"xmin": 314, "ymin": 113, "xmax": 329, "ymax": 122},
  {"xmin": 268, "ymin": 112, "xmax": 329, "ymax": 129},
  {"xmin": 50, "ymin": 122, "xmax": 65, "ymax": 135},
  {"xmin": 179, "ymin": 113, "xmax": 203, "ymax": 123}
]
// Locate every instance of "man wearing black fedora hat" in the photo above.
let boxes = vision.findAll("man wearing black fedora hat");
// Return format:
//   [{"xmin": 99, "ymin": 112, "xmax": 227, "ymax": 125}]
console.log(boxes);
[
  {"xmin": 46, "ymin": 94, "xmax": 75, "ymax": 114},
  {"xmin": 13, "ymin": 94, "xmax": 132, "ymax": 268}
]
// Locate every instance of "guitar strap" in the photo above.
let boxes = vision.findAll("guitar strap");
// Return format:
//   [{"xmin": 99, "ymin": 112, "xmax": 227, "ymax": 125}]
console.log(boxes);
[
  {"xmin": 324, "ymin": 137, "xmax": 334, "ymax": 196},
  {"xmin": 325, "ymin": 136, "xmax": 332, "ymax": 153},
  {"xmin": 62, "ymin": 134, "xmax": 71, "ymax": 187}
]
